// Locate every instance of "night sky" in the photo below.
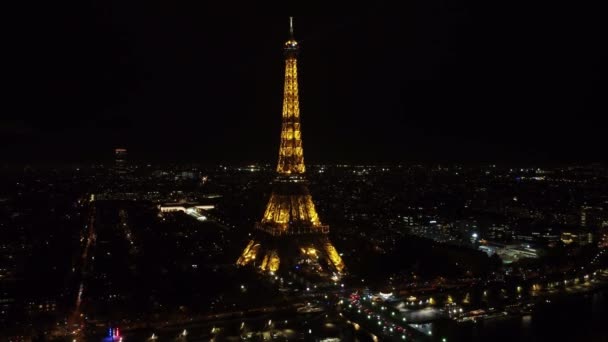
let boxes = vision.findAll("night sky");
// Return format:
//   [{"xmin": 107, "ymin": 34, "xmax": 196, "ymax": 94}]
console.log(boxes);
[{"xmin": 5, "ymin": 3, "xmax": 607, "ymax": 164}]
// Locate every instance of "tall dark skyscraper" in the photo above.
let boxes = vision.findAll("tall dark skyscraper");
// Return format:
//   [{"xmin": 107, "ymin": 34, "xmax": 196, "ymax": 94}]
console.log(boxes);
[
  {"xmin": 115, "ymin": 148, "xmax": 127, "ymax": 173},
  {"xmin": 237, "ymin": 18, "xmax": 345, "ymax": 276}
]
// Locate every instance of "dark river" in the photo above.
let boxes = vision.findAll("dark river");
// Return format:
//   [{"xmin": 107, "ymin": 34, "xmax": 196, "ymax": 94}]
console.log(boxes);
[{"xmin": 435, "ymin": 290, "xmax": 608, "ymax": 342}]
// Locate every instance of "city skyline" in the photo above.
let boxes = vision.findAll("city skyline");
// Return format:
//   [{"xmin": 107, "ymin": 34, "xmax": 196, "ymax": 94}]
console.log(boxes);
[
  {"xmin": 5, "ymin": 7, "xmax": 608, "ymax": 163},
  {"xmin": 2, "ymin": 8, "xmax": 608, "ymax": 342}
]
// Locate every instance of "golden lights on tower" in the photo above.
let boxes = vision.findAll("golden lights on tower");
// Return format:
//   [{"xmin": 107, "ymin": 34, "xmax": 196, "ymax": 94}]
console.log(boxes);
[
  {"xmin": 262, "ymin": 193, "xmax": 320, "ymax": 226},
  {"xmin": 237, "ymin": 240, "xmax": 259, "ymax": 266},
  {"xmin": 277, "ymin": 57, "xmax": 306, "ymax": 175},
  {"xmin": 237, "ymin": 17, "xmax": 345, "ymax": 276},
  {"xmin": 324, "ymin": 243, "xmax": 345, "ymax": 272}
]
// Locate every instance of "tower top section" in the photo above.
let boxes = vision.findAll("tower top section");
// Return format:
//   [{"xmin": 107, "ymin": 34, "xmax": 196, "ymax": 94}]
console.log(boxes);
[
  {"xmin": 284, "ymin": 16, "xmax": 298, "ymax": 55},
  {"xmin": 277, "ymin": 16, "xmax": 305, "ymax": 176},
  {"xmin": 289, "ymin": 16, "xmax": 294, "ymax": 37}
]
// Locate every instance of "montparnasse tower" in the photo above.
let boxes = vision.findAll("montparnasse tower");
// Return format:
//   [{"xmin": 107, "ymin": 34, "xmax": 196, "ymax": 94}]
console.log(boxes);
[{"xmin": 237, "ymin": 17, "xmax": 345, "ymax": 276}]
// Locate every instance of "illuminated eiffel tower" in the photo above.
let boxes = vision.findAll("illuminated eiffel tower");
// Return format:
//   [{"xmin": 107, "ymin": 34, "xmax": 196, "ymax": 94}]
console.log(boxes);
[{"xmin": 237, "ymin": 17, "xmax": 345, "ymax": 276}]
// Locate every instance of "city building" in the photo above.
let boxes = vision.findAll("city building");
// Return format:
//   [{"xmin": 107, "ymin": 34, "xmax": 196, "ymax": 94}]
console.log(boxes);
[
  {"xmin": 479, "ymin": 243, "xmax": 539, "ymax": 264},
  {"xmin": 560, "ymin": 229, "xmax": 594, "ymax": 245},
  {"xmin": 581, "ymin": 206, "xmax": 608, "ymax": 229},
  {"xmin": 115, "ymin": 148, "xmax": 128, "ymax": 174}
]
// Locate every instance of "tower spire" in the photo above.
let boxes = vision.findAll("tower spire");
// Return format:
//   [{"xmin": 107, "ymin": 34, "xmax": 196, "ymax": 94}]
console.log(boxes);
[{"xmin": 278, "ymin": 17, "xmax": 303, "ymax": 175}]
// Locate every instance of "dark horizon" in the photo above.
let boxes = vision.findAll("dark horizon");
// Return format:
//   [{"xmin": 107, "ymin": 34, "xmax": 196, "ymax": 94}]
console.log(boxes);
[{"xmin": 5, "ymin": 3, "xmax": 607, "ymax": 164}]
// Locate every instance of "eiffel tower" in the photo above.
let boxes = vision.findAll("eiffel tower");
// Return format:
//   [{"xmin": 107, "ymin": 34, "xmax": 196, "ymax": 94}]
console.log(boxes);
[{"xmin": 237, "ymin": 18, "xmax": 345, "ymax": 276}]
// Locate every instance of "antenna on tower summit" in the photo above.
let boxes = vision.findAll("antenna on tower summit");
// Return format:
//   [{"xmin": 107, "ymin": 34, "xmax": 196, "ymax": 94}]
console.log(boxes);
[{"xmin": 289, "ymin": 17, "xmax": 294, "ymax": 37}]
